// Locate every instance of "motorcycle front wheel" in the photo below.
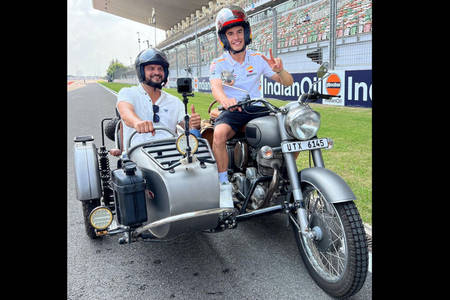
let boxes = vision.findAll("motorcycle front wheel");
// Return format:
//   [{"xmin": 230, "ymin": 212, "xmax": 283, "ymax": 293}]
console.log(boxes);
[{"xmin": 290, "ymin": 183, "xmax": 368, "ymax": 299}]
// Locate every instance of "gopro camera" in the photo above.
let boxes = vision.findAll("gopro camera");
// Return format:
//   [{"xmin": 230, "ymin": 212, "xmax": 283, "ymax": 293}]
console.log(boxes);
[{"xmin": 177, "ymin": 78, "xmax": 192, "ymax": 94}]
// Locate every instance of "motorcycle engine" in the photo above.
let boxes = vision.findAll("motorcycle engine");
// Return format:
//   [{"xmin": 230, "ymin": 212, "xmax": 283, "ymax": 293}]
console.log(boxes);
[
  {"xmin": 231, "ymin": 167, "xmax": 267, "ymax": 210},
  {"xmin": 229, "ymin": 141, "xmax": 283, "ymax": 211},
  {"xmin": 257, "ymin": 151, "xmax": 283, "ymax": 176},
  {"xmin": 233, "ymin": 141, "xmax": 248, "ymax": 171}
]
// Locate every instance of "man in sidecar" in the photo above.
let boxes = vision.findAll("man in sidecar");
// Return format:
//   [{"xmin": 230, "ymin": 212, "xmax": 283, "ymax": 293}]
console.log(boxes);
[
  {"xmin": 114, "ymin": 47, "xmax": 202, "ymax": 153},
  {"xmin": 77, "ymin": 47, "xmax": 236, "ymax": 240},
  {"xmin": 209, "ymin": 5, "xmax": 294, "ymax": 200}
]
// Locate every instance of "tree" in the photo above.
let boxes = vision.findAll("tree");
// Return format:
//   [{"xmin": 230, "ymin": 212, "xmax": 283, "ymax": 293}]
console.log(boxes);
[{"xmin": 106, "ymin": 59, "xmax": 126, "ymax": 80}]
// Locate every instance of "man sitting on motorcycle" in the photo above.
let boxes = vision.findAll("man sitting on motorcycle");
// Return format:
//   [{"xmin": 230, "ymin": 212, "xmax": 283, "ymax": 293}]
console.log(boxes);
[
  {"xmin": 209, "ymin": 5, "xmax": 294, "ymax": 206},
  {"xmin": 116, "ymin": 48, "xmax": 201, "ymax": 152}
]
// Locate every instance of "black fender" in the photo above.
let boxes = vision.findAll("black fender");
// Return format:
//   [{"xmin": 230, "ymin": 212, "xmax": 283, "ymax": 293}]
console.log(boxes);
[{"xmin": 299, "ymin": 167, "xmax": 356, "ymax": 203}]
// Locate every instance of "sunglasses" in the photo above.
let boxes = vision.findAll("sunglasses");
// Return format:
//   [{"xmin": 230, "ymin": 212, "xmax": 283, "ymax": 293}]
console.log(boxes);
[{"xmin": 152, "ymin": 104, "xmax": 160, "ymax": 123}]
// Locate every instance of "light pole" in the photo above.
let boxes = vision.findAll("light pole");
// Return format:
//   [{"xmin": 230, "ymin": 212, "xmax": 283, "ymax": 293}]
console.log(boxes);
[
  {"xmin": 151, "ymin": 8, "xmax": 156, "ymax": 47},
  {"xmin": 137, "ymin": 32, "xmax": 141, "ymax": 52}
]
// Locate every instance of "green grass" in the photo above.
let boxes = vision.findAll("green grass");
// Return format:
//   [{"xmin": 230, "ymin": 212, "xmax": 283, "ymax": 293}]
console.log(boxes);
[
  {"xmin": 98, "ymin": 81, "xmax": 131, "ymax": 92},
  {"xmin": 98, "ymin": 81, "xmax": 372, "ymax": 225}
]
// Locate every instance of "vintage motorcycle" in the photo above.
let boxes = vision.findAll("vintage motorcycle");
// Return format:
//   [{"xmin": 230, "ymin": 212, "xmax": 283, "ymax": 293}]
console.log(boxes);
[{"xmin": 72, "ymin": 62, "xmax": 368, "ymax": 298}]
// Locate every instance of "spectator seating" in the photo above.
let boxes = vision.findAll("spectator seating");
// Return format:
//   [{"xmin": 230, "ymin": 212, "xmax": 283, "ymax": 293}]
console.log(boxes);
[
  {"xmin": 164, "ymin": 0, "xmax": 372, "ymax": 69},
  {"xmin": 250, "ymin": 0, "xmax": 372, "ymax": 52}
]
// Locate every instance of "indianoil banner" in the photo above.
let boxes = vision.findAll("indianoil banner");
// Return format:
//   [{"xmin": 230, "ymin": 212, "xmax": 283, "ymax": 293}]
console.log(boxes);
[
  {"xmin": 194, "ymin": 69, "xmax": 372, "ymax": 108},
  {"xmin": 261, "ymin": 69, "xmax": 372, "ymax": 108}
]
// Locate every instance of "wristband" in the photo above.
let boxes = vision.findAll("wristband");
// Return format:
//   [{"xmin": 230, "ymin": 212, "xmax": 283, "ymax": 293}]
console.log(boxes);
[{"xmin": 189, "ymin": 128, "xmax": 201, "ymax": 138}]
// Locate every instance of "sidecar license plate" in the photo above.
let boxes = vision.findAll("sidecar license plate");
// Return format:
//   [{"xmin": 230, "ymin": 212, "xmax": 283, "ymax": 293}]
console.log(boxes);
[{"xmin": 281, "ymin": 138, "xmax": 328, "ymax": 153}]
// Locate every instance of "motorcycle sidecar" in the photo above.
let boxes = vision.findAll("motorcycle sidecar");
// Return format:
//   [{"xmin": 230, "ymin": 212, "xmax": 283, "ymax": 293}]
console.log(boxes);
[
  {"xmin": 73, "ymin": 126, "xmax": 233, "ymax": 241},
  {"xmin": 126, "ymin": 136, "xmax": 224, "ymax": 239}
]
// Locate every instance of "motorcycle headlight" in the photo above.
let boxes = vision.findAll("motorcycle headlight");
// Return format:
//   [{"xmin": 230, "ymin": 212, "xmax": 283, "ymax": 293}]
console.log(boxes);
[{"xmin": 284, "ymin": 104, "xmax": 321, "ymax": 140}]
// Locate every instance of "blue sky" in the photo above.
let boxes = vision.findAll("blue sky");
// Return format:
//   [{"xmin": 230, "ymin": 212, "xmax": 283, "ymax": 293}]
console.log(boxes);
[{"xmin": 67, "ymin": 0, "xmax": 166, "ymax": 76}]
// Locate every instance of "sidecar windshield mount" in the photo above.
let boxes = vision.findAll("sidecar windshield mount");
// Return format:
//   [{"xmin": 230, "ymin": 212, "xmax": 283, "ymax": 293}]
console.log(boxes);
[{"xmin": 126, "ymin": 128, "xmax": 216, "ymax": 171}]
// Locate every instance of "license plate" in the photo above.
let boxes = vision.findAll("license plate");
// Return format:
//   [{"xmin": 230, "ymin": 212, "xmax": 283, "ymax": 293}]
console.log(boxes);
[{"xmin": 281, "ymin": 138, "xmax": 329, "ymax": 153}]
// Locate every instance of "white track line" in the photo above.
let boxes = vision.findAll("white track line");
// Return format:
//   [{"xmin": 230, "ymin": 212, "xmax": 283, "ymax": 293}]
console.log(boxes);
[{"xmin": 97, "ymin": 82, "xmax": 118, "ymax": 95}]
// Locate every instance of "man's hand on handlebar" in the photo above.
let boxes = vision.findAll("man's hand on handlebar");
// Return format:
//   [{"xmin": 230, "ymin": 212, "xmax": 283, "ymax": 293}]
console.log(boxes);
[
  {"xmin": 221, "ymin": 97, "xmax": 242, "ymax": 112},
  {"xmin": 133, "ymin": 120, "xmax": 156, "ymax": 136},
  {"xmin": 218, "ymin": 98, "xmax": 264, "ymax": 112}
]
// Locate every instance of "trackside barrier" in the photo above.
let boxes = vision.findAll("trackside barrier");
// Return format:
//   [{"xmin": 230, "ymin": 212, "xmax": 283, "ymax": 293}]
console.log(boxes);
[{"xmin": 188, "ymin": 69, "xmax": 372, "ymax": 108}]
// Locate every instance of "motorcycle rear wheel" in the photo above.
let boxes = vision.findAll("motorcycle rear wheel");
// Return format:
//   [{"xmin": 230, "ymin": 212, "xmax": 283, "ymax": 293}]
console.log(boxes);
[{"xmin": 291, "ymin": 183, "xmax": 368, "ymax": 298}]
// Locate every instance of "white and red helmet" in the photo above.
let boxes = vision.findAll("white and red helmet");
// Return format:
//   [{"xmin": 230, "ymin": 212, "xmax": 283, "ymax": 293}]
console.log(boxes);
[{"xmin": 215, "ymin": 5, "xmax": 252, "ymax": 53}]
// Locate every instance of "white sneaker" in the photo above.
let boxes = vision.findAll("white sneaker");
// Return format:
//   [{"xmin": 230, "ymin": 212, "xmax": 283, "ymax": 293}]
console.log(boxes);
[{"xmin": 219, "ymin": 182, "xmax": 234, "ymax": 208}]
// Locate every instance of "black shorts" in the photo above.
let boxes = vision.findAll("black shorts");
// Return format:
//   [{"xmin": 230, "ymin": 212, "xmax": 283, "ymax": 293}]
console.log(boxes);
[{"xmin": 214, "ymin": 105, "xmax": 270, "ymax": 133}]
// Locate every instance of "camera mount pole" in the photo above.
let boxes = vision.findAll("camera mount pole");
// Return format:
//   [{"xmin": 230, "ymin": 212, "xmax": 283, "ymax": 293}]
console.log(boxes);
[{"xmin": 182, "ymin": 91, "xmax": 195, "ymax": 163}]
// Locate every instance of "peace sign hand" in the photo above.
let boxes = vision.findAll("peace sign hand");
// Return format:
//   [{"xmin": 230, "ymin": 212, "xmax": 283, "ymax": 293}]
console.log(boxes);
[{"xmin": 262, "ymin": 48, "xmax": 283, "ymax": 73}]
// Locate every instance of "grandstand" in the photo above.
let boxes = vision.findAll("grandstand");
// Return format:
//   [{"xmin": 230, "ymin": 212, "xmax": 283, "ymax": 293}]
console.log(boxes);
[
  {"xmin": 103, "ymin": 0, "xmax": 372, "ymax": 107},
  {"xmin": 160, "ymin": 0, "xmax": 371, "ymax": 74}
]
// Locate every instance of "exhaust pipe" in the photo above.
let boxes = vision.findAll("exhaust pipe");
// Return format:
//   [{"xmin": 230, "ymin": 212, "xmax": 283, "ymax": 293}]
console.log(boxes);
[
  {"xmin": 132, "ymin": 207, "xmax": 234, "ymax": 237},
  {"xmin": 262, "ymin": 167, "xmax": 279, "ymax": 208}
]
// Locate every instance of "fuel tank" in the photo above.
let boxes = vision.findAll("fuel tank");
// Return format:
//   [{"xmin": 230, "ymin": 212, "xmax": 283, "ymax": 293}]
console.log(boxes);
[
  {"xmin": 111, "ymin": 161, "xmax": 147, "ymax": 227},
  {"xmin": 245, "ymin": 115, "xmax": 281, "ymax": 148}
]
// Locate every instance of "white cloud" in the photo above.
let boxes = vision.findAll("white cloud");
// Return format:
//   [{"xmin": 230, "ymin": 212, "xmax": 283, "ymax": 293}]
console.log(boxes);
[{"xmin": 67, "ymin": 0, "xmax": 165, "ymax": 76}]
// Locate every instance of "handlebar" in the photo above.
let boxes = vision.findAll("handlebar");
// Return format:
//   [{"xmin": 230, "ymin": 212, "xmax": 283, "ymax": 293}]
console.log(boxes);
[
  {"xmin": 217, "ymin": 97, "xmax": 253, "ymax": 111},
  {"xmin": 218, "ymin": 98, "xmax": 279, "ymax": 113},
  {"xmin": 217, "ymin": 91, "xmax": 340, "ymax": 112},
  {"xmin": 299, "ymin": 91, "xmax": 340, "ymax": 103},
  {"xmin": 127, "ymin": 126, "xmax": 177, "ymax": 150},
  {"xmin": 215, "ymin": 90, "xmax": 340, "ymax": 114}
]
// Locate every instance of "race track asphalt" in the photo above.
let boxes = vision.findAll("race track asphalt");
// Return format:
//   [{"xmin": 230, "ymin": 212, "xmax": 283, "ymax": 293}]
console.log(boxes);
[{"xmin": 67, "ymin": 82, "xmax": 372, "ymax": 299}]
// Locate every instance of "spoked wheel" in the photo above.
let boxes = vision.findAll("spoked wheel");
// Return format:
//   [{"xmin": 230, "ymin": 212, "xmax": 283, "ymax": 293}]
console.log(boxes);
[{"xmin": 290, "ymin": 183, "xmax": 368, "ymax": 299}]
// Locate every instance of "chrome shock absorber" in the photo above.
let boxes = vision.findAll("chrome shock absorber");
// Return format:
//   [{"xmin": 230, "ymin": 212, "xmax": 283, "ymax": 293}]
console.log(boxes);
[
  {"xmin": 98, "ymin": 145, "xmax": 114, "ymax": 209},
  {"xmin": 99, "ymin": 117, "xmax": 116, "ymax": 209}
]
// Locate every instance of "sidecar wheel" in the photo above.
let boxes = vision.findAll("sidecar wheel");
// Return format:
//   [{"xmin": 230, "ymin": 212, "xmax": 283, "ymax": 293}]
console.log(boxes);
[
  {"xmin": 81, "ymin": 199, "xmax": 101, "ymax": 239},
  {"xmin": 290, "ymin": 183, "xmax": 368, "ymax": 299}
]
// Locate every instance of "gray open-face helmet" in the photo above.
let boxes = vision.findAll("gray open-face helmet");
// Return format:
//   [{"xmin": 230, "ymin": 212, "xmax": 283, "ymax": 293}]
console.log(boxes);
[{"xmin": 135, "ymin": 48, "xmax": 169, "ymax": 89}]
